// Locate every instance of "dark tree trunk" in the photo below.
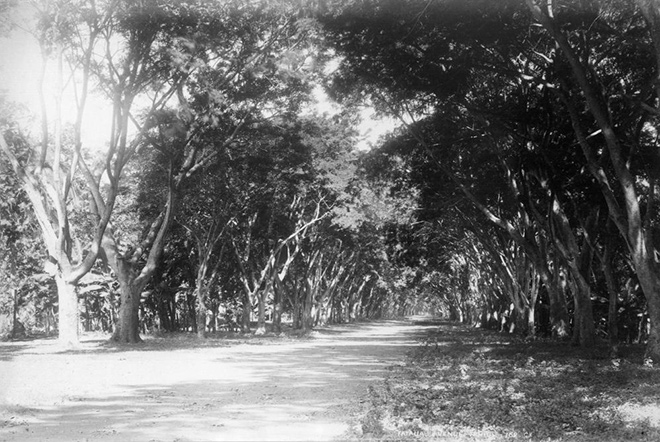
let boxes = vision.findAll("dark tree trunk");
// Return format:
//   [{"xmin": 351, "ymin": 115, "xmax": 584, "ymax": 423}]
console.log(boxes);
[
  {"xmin": 184, "ymin": 292, "xmax": 195, "ymax": 334},
  {"xmin": 196, "ymin": 286, "xmax": 207, "ymax": 339},
  {"xmin": 241, "ymin": 292, "xmax": 251, "ymax": 333},
  {"xmin": 543, "ymin": 267, "xmax": 570, "ymax": 340},
  {"xmin": 11, "ymin": 289, "xmax": 18, "ymax": 339},
  {"xmin": 113, "ymin": 279, "xmax": 142, "ymax": 343},
  {"xmin": 570, "ymin": 277, "xmax": 596, "ymax": 348},
  {"xmin": 158, "ymin": 293, "xmax": 171, "ymax": 332},
  {"xmin": 293, "ymin": 285, "xmax": 303, "ymax": 329},
  {"xmin": 209, "ymin": 302, "xmax": 218, "ymax": 333},
  {"xmin": 600, "ymin": 232, "xmax": 620, "ymax": 356},
  {"xmin": 255, "ymin": 289, "xmax": 267, "ymax": 335},
  {"xmin": 272, "ymin": 279, "xmax": 282, "ymax": 334},
  {"xmin": 302, "ymin": 280, "xmax": 314, "ymax": 332},
  {"xmin": 634, "ymin": 259, "xmax": 660, "ymax": 361}
]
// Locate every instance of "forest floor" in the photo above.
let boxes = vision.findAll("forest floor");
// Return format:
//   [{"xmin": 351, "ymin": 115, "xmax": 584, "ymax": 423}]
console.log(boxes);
[
  {"xmin": 0, "ymin": 316, "xmax": 435, "ymax": 441},
  {"xmin": 2, "ymin": 318, "xmax": 660, "ymax": 442},
  {"xmin": 355, "ymin": 321, "xmax": 660, "ymax": 441}
]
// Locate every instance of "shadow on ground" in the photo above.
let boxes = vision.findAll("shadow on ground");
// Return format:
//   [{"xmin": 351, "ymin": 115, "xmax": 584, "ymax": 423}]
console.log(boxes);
[
  {"xmin": 357, "ymin": 321, "xmax": 660, "ymax": 442},
  {"xmin": 0, "ymin": 317, "xmax": 437, "ymax": 441},
  {"xmin": 0, "ymin": 344, "xmax": 30, "ymax": 362}
]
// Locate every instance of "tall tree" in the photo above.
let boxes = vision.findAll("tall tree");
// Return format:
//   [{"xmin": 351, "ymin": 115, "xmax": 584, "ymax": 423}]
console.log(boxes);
[
  {"xmin": 102, "ymin": 0, "xmax": 322, "ymax": 342},
  {"xmin": 0, "ymin": 0, "xmax": 322, "ymax": 344},
  {"xmin": 0, "ymin": 114, "xmax": 47, "ymax": 338},
  {"xmin": 0, "ymin": 0, "xmax": 137, "ymax": 346},
  {"xmin": 319, "ymin": 0, "xmax": 660, "ymax": 352},
  {"xmin": 524, "ymin": 0, "xmax": 660, "ymax": 360}
]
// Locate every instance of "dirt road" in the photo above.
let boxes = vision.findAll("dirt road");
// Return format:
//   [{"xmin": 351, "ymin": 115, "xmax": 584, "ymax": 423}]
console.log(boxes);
[{"xmin": 0, "ymin": 317, "xmax": 436, "ymax": 441}]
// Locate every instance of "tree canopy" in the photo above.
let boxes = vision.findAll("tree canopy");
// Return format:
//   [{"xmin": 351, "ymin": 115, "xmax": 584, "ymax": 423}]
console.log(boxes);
[{"xmin": 2, "ymin": 0, "xmax": 660, "ymax": 366}]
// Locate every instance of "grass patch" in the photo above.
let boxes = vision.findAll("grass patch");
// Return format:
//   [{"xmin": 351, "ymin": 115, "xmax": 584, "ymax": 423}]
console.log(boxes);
[{"xmin": 352, "ymin": 321, "xmax": 660, "ymax": 441}]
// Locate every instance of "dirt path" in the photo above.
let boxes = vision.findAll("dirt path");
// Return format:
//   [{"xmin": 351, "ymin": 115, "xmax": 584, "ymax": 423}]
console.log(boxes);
[{"xmin": 0, "ymin": 317, "xmax": 436, "ymax": 441}]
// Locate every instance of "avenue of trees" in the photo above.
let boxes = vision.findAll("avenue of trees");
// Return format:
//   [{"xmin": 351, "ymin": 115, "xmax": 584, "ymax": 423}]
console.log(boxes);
[
  {"xmin": 321, "ymin": 0, "xmax": 660, "ymax": 361},
  {"xmin": 0, "ymin": 0, "xmax": 421, "ymax": 346},
  {"xmin": 3, "ymin": 0, "xmax": 660, "ymax": 363}
]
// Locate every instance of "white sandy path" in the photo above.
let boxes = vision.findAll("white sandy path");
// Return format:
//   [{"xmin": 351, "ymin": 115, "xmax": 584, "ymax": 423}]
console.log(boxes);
[{"xmin": 0, "ymin": 317, "xmax": 435, "ymax": 441}]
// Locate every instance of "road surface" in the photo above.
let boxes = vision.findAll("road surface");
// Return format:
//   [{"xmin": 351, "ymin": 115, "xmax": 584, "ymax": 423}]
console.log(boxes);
[{"xmin": 0, "ymin": 317, "xmax": 436, "ymax": 441}]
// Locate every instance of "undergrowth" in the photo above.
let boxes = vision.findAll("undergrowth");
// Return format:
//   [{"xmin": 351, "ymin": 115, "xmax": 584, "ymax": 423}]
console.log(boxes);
[{"xmin": 351, "ymin": 321, "xmax": 660, "ymax": 441}]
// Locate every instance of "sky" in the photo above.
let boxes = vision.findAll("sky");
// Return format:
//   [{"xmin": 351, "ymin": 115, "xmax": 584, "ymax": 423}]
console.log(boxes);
[
  {"xmin": 0, "ymin": 14, "xmax": 111, "ymax": 150},
  {"xmin": 311, "ymin": 85, "xmax": 397, "ymax": 151},
  {"xmin": 0, "ymin": 4, "xmax": 396, "ymax": 153}
]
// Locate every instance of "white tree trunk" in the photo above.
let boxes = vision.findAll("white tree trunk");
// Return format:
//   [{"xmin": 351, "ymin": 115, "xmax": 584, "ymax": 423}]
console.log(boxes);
[{"xmin": 56, "ymin": 275, "xmax": 79, "ymax": 347}]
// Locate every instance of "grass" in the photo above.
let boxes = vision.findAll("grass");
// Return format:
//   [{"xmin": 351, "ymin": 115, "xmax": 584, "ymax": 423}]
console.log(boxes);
[{"xmin": 351, "ymin": 321, "xmax": 660, "ymax": 441}]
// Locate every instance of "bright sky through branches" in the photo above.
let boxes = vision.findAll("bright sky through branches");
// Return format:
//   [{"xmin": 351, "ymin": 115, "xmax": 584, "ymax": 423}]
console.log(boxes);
[
  {"xmin": 0, "ymin": 5, "xmax": 396, "ymax": 153},
  {"xmin": 311, "ymin": 85, "xmax": 397, "ymax": 151},
  {"xmin": 0, "ymin": 18, "xmax": 110, "ymax": 150}
]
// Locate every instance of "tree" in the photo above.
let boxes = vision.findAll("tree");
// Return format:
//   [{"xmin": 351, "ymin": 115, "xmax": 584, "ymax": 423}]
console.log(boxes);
[
  {"xmin": 176, "ymin": 161, "xmax": 233, "ymax": 338},
  {"xmin": 524, "ymin": 0, "xmax": 660, "ymax": 360},
  {"xmin": 0, "ymin": 0, "xmax": 214, "ymax": 345},
  {"xmin": 319, "ymin": 0, "xmax": 579, "ymax": 339},
  {"xmin": 0, "ymin": 1, "xmax": 115, "ymax": 346},
  {"xmin": 223, "ymin": 114, "xmax": 357, "ymax": 334},
  {"xmin": 0, "ymin": 113, "xmax": 49, "ymax": 338},
  {"xmin": 97, "ymin": 0, "xmax": 322, "ymax": 342},
  {"xmin": 319, "ymin": 0, "xmax": 660, "ymax": 351}
]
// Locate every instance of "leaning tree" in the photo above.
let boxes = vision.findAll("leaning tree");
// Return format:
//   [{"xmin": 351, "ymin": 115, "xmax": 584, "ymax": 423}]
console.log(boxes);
[
  {"xmin": 0, "ymin": 0, "xmax": 325, "ymax": 344},
  {"xmin": 100, "ymin": 0, "xmax": 325, "ymax": 342},
  {"xmin": 320, "ymin": 0, "xmax": 660, "ymax": 358}
]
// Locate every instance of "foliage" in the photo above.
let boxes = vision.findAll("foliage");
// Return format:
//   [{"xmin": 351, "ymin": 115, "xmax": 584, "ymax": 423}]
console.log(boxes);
[
  {"xmin": 4, "ymin": 0, "xmax": 658, "ymax": 361},
  {"xmin": 0, "ymin": 105, "xmax": 52, "ymax": 337},
  {"xmin": 318, "ymin": 0, "xmax": 660, "ymax": 354}
]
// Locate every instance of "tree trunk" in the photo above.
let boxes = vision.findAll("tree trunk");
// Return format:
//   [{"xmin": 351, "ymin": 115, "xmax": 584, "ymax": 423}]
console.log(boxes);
[
  {"xmin": 292, "ymin": 293, "xmax": 300, "ymax": 329},
  {"xmin": 113, "ymin": 274, "xmax": 143, "ymax": 343},
  {"xmin": 241, "ymin": 292, "xmax": 252, "ymax": 333},
  {"xmin": 526, "ymin": 278, "xmax": 539, "ymax": 338},
  {"xmin": 56, "ymin": 275, "xmax": 80, "ymax": 347},
  {"xmin": 11, "ymin": 288, "xmax": 18, "ymax": 340},
  {"xmin": 543, "ymin": 267, "xmax": 570, "ymax": 339},
  {"xmin": 210, "ymin": 301, "xmax": 218, "ymax": 333},
  {"xmin": 302, "ymin": 280, "xmax": 314, "ymax": 332},
  {"xmin": 10, "ymin": 288, "xmax": 27, "ymax": 338},
  {"xmin": 45, "ymin": 307, "xmax": 53, "ymax": 335},
  {"xmin": 351, "ymin": 298, "xmax": 362, "ymax": 322},
  {"xmin": 255, "ymin": 290, "xmax": 267, "ymax": 335},
  {"xmin": 570, "ymin": 276, "xmax": 596, "ymax": 348},
  {"xmin": 187, "ymin": 293, "xmax": 197, "ymax": 333},
  {"xmin": 196, "ymin": 286, "xmax": 208, "ymax": 339},
  {"xmin": 272, "ymin": 279, "xmax": 282, "ymax": 334},
  {"xmin": 565, "ymin": 240, "xmax": 597, "ymax": 348},
  {"xmin": 157, "ymin": 292, "xmax": 171, "ymax": 332},
  {"xmin": 551, "ymin": 198, "xmax": 596, "ymax": 348},
  {"xmin": 84, "ymin": 297, "xmax": 91, "ymax": 332},
  {"xmin": 604, "ymin": 267, "xmax": 619, "ymax": 356},
  {"xmin": 528, "ymin": 0, "xmax": 660, "ymax": 361},
  {"xmin": 633, "ymin": 258, "xmax": 660, "ymax": 361}
]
